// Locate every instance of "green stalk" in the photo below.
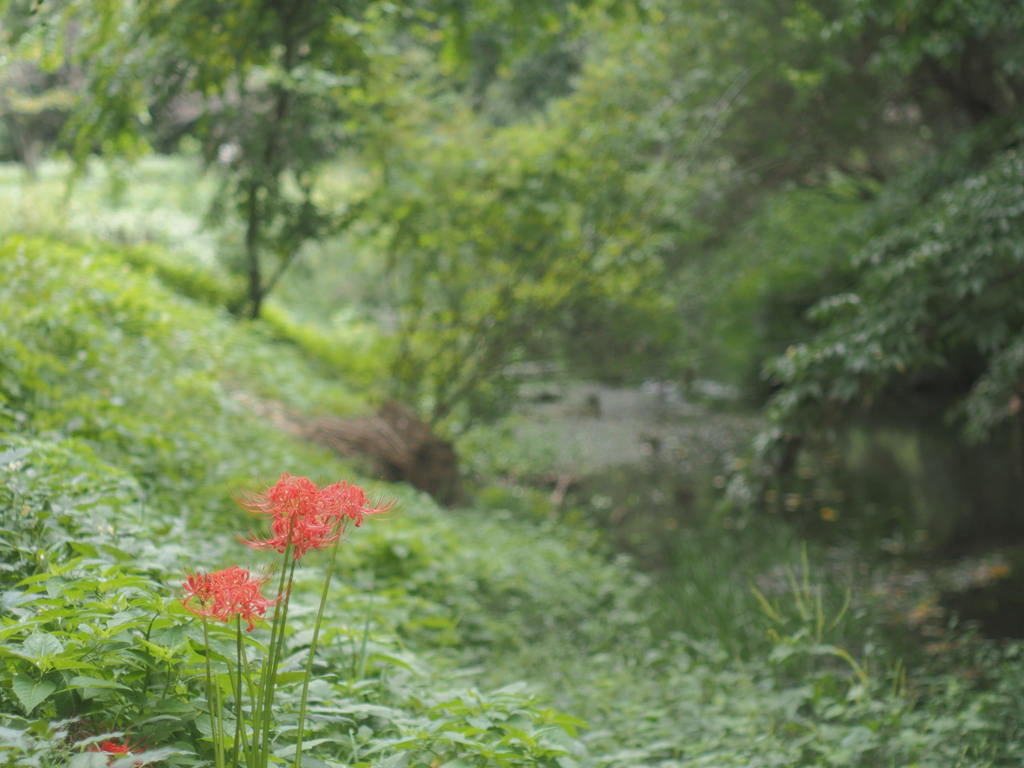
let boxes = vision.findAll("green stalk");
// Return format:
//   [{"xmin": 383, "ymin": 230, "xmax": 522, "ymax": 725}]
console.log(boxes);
[
  {"xmin": 238, "ymin": 628, "xmax": 258, "ymax": 766},
  {"xmin": 232, "ymin": 617, "xmax": 245, "ymax": 766},
  {"xmin": 293, "ymin": 534, "xmax": 343, "ymax": 767},
  {"xmin": 261, "ymin": 555, "xmax": 297, "ymax": 767},
  {"xmin": 202, "ymin": 619, "xmax": 225, "ymax": 768},
  {"xmin": 356, "ymin": 595, "xmax": 374, "ymax": 682},
  {"xmin": 253, "ymin": 541, "xmax": 294, "ymax": 764}
]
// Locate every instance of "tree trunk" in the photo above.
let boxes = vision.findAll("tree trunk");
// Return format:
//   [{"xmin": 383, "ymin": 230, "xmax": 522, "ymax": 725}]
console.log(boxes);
[{"xmin": 244, "ymin": 180, "xmax": 264, "ymax": 319}]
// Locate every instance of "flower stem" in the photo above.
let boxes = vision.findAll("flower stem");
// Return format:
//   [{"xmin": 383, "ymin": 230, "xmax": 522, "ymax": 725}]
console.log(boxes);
[
  {"xmin": 237, "ymin": 628, "xmax": 258, "ymax": 765},
  {"xmin": 202, "ymin": 618, "xmax": 225, "ymax": 768},
  {"xmin": 231, "ymin": 617, "xmax": 246, "ymax": 766},
  {"xmin": 293, "ymin": 534, "xmax": 343, "ymax": 767},
  {"xmin": 260, "ymin": 552, "xmax": 296, "ymax": 767}
]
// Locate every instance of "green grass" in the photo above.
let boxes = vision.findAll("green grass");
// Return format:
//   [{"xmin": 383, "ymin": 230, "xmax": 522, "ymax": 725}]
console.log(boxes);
[
  {"xmin": 2, "ymin": 165, "xmax": 1024, "ymax": 766},
  {"xmin": 0, "ymin": 156, "xmax": 220, "ymax": 262}
]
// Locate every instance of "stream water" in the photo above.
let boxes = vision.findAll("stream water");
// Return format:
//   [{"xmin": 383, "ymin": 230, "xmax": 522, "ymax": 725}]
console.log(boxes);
[
  {"xmin": 512, "ymin": 380, "xmax": 759, "ymax": 568},
  {"xmin": 511, "ymin": 380, "xmax": 1024, "ymax": 639}
]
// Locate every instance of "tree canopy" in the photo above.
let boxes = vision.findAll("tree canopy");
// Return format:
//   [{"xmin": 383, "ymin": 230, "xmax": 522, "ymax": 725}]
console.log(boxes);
[
  {"xmin": 3, "ymin": 0, "xmax": 1023, "ymax": 449},
  {"xmin": 3, "ymin": 0, "xmax": 614, "ymax": 317}
]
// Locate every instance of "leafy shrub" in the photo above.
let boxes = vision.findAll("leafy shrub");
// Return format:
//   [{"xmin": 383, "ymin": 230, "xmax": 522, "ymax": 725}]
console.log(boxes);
[{"xmin": 762, "ymin": 137, "xmax": 1024, "ymax": 444}]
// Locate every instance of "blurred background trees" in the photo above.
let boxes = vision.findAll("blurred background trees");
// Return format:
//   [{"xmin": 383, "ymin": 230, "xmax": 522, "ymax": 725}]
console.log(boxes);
[{"xmin": 2, "ymin": 0, "xmax": 1023, "ymax": 543}]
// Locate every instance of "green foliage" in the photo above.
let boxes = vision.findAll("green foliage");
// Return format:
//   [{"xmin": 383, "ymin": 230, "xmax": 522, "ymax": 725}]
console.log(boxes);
[
  {"xmin": 363, "ymin": 509, "xmax": 654, "ymax": 662},
  {"xmin": 762, "ymin": 134, "xmax": 1024, "ymax": 448},
  {"xmin": 827, "ymin": 0, "xmax": 1024, "ymax": 125},
  {"xmin": 742, "ymin": 125, "xmax": 1024, "ymax": 552},
  {"xmin": 371, "ymin": 113, "xmax": 682, "ymax": 426},
  {"xmin": 0, "ymin": 157, "xmax": 228, "ymax": 279},
  {"xmin": 114, "ymin": 245, "xmax": 236, "ymax": 309},
  {"xmin": 0, "ymin": 234, "xmax": 638, "ymax": 766},
  {"xmin": 4, "ymin": 0, "xmax": 385, "ymax": 316},
  {"xmin": 4, "ymin": 231, "xmax": 1024, "ymax": 766},
  {"xmin": 5, "ymin": 0, "xmax": 1024, "ymax": 762},
  {"xmin": 0, "ymin": 235, "xmax": 356, "ymax": 516},
  {"xmin": 705, "ymin": 181, "xmax": 868, "ymax": 392},
  {"xmin": 259, "ymin": 303, "xmax": 390, "ymax": 393},
  {"xmin": 0, "ymin": 447, "xmax": 590, "ymax": 767},
  {"xmin": 0, "ymin": 445, "xmax": 197, "ymax": 761},
  {"xmin": 2, "ymin": 0, "xmax": 616, "ymax": 320},
  {"xmin": 571, "ymin": 557, "xmax": 1024, "ymax": 768}
]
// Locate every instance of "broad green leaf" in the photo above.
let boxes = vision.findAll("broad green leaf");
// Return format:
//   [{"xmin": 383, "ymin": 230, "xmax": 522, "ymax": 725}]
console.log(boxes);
[
  {"xmin": 45, "ymin": 576, "xmax": 70, "ymax": 599},
  {"xmin": 69, "ymin": 541, "xmax": 100, "ymax": 557},
  {"xmin": 436, "ymin": 731, "xmax": 477, "ymax": 747},
  {"xmin": 148, "ymin": 623, "xmax": 188, "ymax": 649},
  {"xmin": 16, "ymin": 572, "xmax": 57, "ymax": 587},
  {"xmin": 68, "ymin": 675, "xmax": 132, "ymax": 690},
  {"xmin": 0, "ymin": 725, "xmax": 32, "ymax": 748},
  {"xmin": 69, "ymin": 753, "xmax": 120, "ymax": 768},
  {"xmin": 22, "ymin": 631, "xmax": 63, "ymax": 660},
  {"xmin": 376, "ymin": 754, "xmax": 413, "ymax": 768},
  {"xmin": 96, "ymin": 575, "xmax": 149, "ymax": 592},
  {"xmin": 0, "ymin": 447, "xmax": 32, "ymax": 465},
  {"xmin": 12, "ymin": 674, "xmax": 56, "ymax": 714},
  {"xmin": 49, "ymin": 658, "xmax": 100, "ymax": 671}
]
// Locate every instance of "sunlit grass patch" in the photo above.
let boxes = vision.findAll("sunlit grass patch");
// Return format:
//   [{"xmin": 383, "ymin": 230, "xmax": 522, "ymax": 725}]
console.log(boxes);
[{"xmin": 0, "ymin": 157, "xmax": 219, "ymax": 267}]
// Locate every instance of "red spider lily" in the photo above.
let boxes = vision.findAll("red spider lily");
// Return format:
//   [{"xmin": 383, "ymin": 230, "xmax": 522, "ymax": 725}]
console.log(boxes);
[
  {"xmin": 182, "ymin": 570, "xmax": 215, "ymax": 603},
  {"xmin": 89, "ymin": 737, "xmax": 145, "ymax": 766},
  {"xmin": 180, "ymin": 566, "xmax": 280, "ymax": 631},
  {"xmin": 100, "ymin": 741, "xmax": 132, "ymax": 754},
  {"xmin": 239, "ymin": 474, "xmax": 394, "ymax": 559}
]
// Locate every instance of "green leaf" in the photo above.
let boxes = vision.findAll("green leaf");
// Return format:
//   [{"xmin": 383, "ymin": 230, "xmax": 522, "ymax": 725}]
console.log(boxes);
[
  {"xmin": 12, "ymin": 674, "xmax": 56, "ymax": 714},
  {"xmin": 17, "ymin": 572, "xmax": 58, "ymax": 587},
  {"xmin": 49, "ymin": 658, "xmax": 100, "ymax": 671},
  {"xmin": 465, "ymin": 715, "xmax": 493, "ymax": 730},
  {"xmin": 69, "ymin": 541, "xmax": 100, "ymax": 557},
  {"xmin": 68, "ymin": 675, "xmax": 132, "ymax": 690},
  {"xmin": 0, "ymin": 447, "xmax": 32, "ymax": 465},
  {"xmin": 376, "ymin": 755, "xmax": 413, "ymax": 768},
  {"xmin": 23, "ymin": 631, "xmax": 63, "ymax": 660}
]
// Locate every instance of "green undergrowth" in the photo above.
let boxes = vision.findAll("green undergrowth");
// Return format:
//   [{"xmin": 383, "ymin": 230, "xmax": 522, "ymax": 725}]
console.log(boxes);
[{"xmin": 3, "ymin": 235, "xmax": 1024, "ymax": 766}]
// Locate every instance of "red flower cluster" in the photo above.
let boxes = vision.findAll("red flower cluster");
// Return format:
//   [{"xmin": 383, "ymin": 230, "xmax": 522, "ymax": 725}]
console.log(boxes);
[
  {"xmin": 239, "ymin": 474, "xmax": 393, "ymax": 559},
  {"xmin": 90, "ymin": 737, "xmax": 144, "ymax": 766},
  {"xmin": 99, "ymin": 741, "xmax": 132, "ymax": 754},
  {"xmin": 180, "ymin": 566, "xmax": 279, "ymax": 631}
]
